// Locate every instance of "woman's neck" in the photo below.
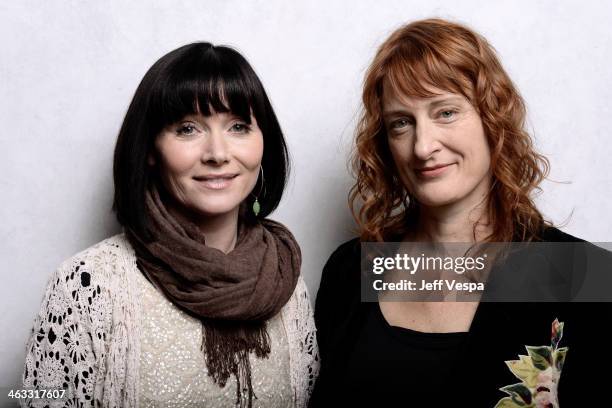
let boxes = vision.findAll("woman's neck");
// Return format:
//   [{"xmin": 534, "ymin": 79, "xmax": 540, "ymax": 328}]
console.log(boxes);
[
  {"xmin": 195, "ymin": 210, "xmax": 239, "ymax": 253},
  {"xmin": 168, "ymin": 205, "xmax": 239, "ymax": 253},
  {"xmin": 411, "ymin": 193, "xmax": 492, "ymax": 243}
]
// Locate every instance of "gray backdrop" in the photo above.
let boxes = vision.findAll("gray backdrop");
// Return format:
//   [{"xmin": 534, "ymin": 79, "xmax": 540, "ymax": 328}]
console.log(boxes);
[{"xmin": 2, "ymin": 0, "xmax": 611, "ymax": 394}]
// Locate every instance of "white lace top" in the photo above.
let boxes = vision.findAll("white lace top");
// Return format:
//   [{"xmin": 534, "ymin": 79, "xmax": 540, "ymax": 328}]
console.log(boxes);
[{"xmin": 21, "ymin": 234, "xmax": 319, "ymax": 408}]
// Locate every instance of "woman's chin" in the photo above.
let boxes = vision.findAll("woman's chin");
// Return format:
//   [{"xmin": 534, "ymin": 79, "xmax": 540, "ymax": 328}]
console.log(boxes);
[
  {"xmin": 177, "ymin": 203, "xmax": 241, "ymax": 221},
  {"xmin": 415, "ymin": 193, "xmax": 460, "ymax": 208}
]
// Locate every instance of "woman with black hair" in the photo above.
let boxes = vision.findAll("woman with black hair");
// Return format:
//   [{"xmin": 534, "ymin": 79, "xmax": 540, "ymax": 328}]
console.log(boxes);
[{"xmin": 21, "ymin": 43, "xmax": 318, "ymax": 408}]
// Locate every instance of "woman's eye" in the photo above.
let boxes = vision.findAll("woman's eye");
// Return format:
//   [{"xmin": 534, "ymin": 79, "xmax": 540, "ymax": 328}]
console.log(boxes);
[
  {"xmin": 177, "ymin": 124, "xmax": 196, "ymax": 135},
  {"xmin": 230, "ymin": 123, "xmax": 250, "ymax": 133},
  {"xmin": 439, "ymin": 110, "xmax": 456, "ymax": 120},
  {"xmin": 390, "ymin": 118, "xmax": 411, "ymax": 130}
]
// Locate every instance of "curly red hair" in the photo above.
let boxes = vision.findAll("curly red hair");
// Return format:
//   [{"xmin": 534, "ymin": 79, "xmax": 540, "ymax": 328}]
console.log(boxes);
[{"xmin": 350, "ymin": 18, "xmax": 552, "ymax": 242}]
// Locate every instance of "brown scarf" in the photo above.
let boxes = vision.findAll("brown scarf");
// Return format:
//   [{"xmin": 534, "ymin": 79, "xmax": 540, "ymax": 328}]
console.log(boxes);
[{"xmin": 126, "ymin": 186, "xmax": 301, "ymax": 407}]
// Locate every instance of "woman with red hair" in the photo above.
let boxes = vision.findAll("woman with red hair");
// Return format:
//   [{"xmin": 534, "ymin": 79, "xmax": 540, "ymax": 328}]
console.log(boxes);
[{"xmin": 311, "ymin": 19, "xmax": 610, "ymax": 407}]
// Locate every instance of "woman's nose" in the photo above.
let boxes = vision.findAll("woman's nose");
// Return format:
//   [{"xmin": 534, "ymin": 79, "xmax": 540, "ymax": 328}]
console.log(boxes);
[
  {"xmin": 201, "ymin": 130, "xmax": 229, "ymax": 164},
  {"xmin": 413, "ymin": 120, "xmax": 441, "ymax": 160}
]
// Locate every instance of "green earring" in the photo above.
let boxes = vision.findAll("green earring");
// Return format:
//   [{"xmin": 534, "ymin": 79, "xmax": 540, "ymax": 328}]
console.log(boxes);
[
  {"xmin": 252, "ymin": 198, "xmax": 261, "ymax": 216},
  {"xmin": 252, "ymin": 166, "xmax": 265, "ymax": 217}
]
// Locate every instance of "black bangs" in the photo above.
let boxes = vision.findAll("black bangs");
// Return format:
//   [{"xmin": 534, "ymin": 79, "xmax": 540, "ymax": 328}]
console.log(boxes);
[{"xmin": 148, "ymin": 44, "xmax": 259, "ymax": 131}]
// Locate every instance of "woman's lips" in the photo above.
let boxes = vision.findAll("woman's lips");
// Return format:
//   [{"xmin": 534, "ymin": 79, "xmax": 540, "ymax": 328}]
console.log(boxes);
[
  {"xmin": 415, "ymin": 164, "xmax": 454, "ymax": 179},
  {"xmin": 194, "ymin": 175, "xmax": 237, "ymax": 190}
]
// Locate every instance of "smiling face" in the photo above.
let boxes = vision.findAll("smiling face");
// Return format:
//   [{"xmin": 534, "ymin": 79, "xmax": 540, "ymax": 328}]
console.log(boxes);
[
  {"xmin": 382, "ymin": 82, "xmax": 492, "ymax": 210},
  {"xmin": 151, "ymin": 111, "xmax": 263, "ymax": 221}
]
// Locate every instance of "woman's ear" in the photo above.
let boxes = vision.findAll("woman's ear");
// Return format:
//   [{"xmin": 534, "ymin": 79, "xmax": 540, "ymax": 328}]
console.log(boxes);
[{"xmin": 147, "ymin": 153, "xmax": 155, "ymax": 166}]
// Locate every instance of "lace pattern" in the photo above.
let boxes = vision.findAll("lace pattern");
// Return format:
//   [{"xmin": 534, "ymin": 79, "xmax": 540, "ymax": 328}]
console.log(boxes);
[
  {"xmin": 281, "ymin": 278, "xmax": 319, "ymax": 407},
  {"xmin": 21, "ymin": 234, "xmax": 319, "ymax": 408}
]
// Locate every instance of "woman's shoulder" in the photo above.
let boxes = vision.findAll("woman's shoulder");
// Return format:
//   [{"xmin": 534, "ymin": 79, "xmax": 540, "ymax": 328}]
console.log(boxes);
[
  {"xmin": 54, "ymin": 233, "xmax": 136, "ymax": 290},
  {"xmin": 59, "ymin": 233, "xmax": 133, "ymax": 266},
  {"xmin": 324, "ymin": 237, "xmax": 361, "ymax": 270},
  {"xmin": 539, "ymin": 226, "xmax": 585, "ymax": 242},
  {"xmin": 317, "ymin": 237, "xmax": 362, "ymax": 298}
]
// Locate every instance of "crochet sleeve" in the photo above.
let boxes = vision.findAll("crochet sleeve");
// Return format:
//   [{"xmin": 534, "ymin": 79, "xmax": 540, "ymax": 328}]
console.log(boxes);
[
  {"xmin": 21, "ymin": 259, "xmax": 101, "ymax": 407},
  {"xmin": 285, "ymin": 276, "xmax": 320, "ymax": 408}
]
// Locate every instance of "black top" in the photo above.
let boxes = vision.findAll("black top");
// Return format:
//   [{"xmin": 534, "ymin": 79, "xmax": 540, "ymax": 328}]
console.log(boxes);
[
  {"xmin": 310, "ymin": 227, "xmax": 612, "ymax": 407},
  {"xmin": 344, "ymin": 303, "xmax": 468, "ymax": 404}
]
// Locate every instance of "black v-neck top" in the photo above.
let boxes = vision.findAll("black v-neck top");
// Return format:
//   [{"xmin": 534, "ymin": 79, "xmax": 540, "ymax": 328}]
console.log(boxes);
[{"xmin": 309, "ymin": 227, "xmax": 612, "ymax": 407}]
